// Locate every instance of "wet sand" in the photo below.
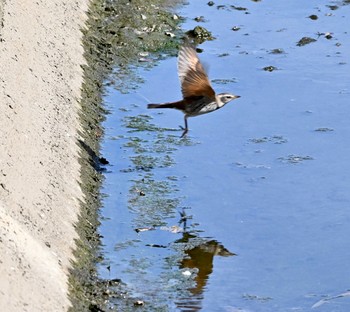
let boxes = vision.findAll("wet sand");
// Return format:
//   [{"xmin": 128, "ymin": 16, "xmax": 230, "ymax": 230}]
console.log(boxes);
[{"xmin": 0, "ymin": 0, "xmax": 89, "ymax": 310}]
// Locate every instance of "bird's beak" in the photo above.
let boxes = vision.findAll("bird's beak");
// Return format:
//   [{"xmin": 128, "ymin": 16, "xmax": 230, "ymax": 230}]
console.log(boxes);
[{"xmin": 234, "ymin": 95, "xmax": 241, "ymax": 99}]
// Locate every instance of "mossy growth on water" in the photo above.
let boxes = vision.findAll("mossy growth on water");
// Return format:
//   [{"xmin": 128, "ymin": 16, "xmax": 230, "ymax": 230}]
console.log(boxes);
[{"xmin": 68, "ymin": 0, "xmax": 182, "ymax": 311}]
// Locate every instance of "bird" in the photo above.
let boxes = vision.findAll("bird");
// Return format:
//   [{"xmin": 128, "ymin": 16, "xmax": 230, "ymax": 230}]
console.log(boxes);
[{"xmin": 147, "ymin": 43, "xmax": 241, "ymax": 137}]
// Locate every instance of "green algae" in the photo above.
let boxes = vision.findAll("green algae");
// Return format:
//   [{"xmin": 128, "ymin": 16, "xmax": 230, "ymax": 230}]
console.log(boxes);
[{"xmin": 68, "ymin": 0, "xmax": 183, "ymax": 310}]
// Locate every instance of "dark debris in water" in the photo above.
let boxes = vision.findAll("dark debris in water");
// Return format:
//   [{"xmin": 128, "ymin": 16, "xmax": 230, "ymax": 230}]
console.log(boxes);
[
  {"xmin": 308, "ymin": 14, "xmax": 318, "ymax": 20},
  {"xmin": 235, "ymin": 162, "xmax": 271, "ymax": 170},
  {"xmin": 317, "ymin": 32, "xmax": 333, "ymax": 40},
  {"xmin": 263, "ymin": 65, "xmax": 278, "ymax": 72},
  {"xmin": 249, "ymin": 136, "xmax": 288, "ymax": 144},
  {"xmin": 211, "ymin": 78, "xmax": 237, "ymax": 84},
  {"xmin": 231, "ymin": 5, "xmax": 248, "ymax": 11},
  {"xmin": 134, "ymin": 227, "xmax": 155, "ymax": 233},
  {"xmin": 242, "ymin": 293, "xmax": 273, "ymax": 302},
  {"xmin": 217, "ymin": 5, "xmax": 249, "ymax": 12},
  {"xmin": 133, "ymin": 300, "xmax": 145, "ymax": 306},
  {"xmin": 218, "ymin": 52, "xmax": 229, "ymax": 57},
  {"xmin": 278, "ymin": 155, "xmax": 314, "ymax": 164},
  {"xmin": 194, "ymin": 16, "xmax": 207, "ymax": 23},
  {"xmin": 314, "ymin": 127, "xmax": 334, "ymax": 132},
  {"xmin": 269, "ymin": 48, "xmax": 285, "ymax": 54},
  {"xmin": 145, "ymin": 244, "xmax": 168, "ymax": 248},
  {"xmin": 297, "ymin": 37, "xmax": 317, "ymax": 46},
  {"xmin": 327, "ymin": 5, "xmax": 339, "ymax": 10},
  {"xmin": 324, "ymin": 33, "xmax": 333, "ymax": 39}
]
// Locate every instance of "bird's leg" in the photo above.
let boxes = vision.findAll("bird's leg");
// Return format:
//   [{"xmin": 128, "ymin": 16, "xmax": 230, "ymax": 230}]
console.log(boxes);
[{"xmin": 180, "ymin": 116, "xmax": 188, "ymax": 138}]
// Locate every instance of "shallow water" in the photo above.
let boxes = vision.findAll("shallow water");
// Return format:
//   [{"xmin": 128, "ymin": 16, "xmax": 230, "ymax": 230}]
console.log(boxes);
[{"xmin": 99, "ymin": 1, "xmax": 350, "ymax": 311}]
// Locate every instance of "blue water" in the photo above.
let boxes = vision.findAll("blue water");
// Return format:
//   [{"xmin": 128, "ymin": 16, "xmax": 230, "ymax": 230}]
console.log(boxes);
[{"xmin": 99, "ymin": 1, "xmax": 350, "ymax": 311}]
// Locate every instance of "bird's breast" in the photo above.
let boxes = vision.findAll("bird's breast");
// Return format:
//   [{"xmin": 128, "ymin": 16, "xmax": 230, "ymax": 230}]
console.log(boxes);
[{"xmin": 185, "ymin": 97, "xmax": 218, "ymax": 116}]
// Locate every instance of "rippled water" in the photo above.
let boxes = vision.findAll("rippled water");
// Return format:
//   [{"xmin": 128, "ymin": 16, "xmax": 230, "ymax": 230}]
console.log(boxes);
[{"xmin": 99, "ymin": 1, "xmax": 350, "ymax": 311}]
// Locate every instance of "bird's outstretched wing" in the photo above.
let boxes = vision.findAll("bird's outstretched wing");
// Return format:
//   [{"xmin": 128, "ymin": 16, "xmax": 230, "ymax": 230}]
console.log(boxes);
[{"xmin": 177, "ymin": 44, "xmax": 215, "ymax": 100}]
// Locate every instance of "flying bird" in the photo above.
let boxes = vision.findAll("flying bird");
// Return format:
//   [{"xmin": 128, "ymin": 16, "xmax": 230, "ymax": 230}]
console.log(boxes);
[{"xmin": 147, "ymin": 44, "xmax": 240, "ymax": 137}]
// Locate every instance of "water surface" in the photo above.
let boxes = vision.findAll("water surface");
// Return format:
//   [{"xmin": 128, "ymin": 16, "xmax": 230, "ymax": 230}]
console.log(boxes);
[{"xmin": 99, "ymin": 1, "xmax": 350, "ymax": 311}]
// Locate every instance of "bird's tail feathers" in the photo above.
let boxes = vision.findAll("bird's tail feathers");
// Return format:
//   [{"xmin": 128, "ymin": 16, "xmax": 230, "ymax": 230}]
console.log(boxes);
[
  {"xmin": 147, "ymin": 103, "xmax": 174, "ymax": 109},
  {"xmin": 147, "ymin": 101, "xmax": 185, "ymax": 110}
]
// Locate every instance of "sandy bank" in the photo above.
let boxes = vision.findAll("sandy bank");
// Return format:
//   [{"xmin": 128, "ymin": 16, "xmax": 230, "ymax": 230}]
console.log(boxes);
[{"xmin": 0, "ymin": 0, "xmax": 89, "ymax": 310}]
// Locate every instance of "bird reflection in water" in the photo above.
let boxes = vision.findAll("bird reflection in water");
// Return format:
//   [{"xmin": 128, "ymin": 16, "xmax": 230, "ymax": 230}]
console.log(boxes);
[{"xmin": 174, "ymin": 212, "xmax": 236, "ymax": 311}]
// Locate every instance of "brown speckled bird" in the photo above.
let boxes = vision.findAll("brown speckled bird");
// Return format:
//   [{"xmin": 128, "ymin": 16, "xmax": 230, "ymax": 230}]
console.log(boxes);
[{"xmin": 147, "ymin": 44, "xmax": 240, "ymax": 137}]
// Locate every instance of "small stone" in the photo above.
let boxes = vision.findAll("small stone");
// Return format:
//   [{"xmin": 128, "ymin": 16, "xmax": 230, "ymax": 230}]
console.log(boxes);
[
  {"xmin": 134, "ymin": 227, "xmax": 155, "ymax": 233},
  {"xmin": 165, "ymin": 31, "xmax": 175, "ymax": 38},
  {"xmin": 269, "ymin": 48, "xmax": 285, "ymax": 54},
  {"xmin": 308, "ymin": 14, "xmax": 318, "ymax": 20},
  {"xmin": 263, "ymin": 66, "xmax": 277, "ymax": 72},
  {"xmin": 327, "ymin": 5, "xmax": 338, "ymax": 10},
  {"xmin": 194, "ymin": 16, "xmax": 206, "ymax": 22},
  {"xmin": 296, "ymin": 37, "xmax": 317, "ymax": 46},
  {"xmin": 324, "ymin": 32, "xmax": 332, "ymax": 39},
  {"xmin": 186, "ymin": 26, "xmax": 214, "ymax": 43},
  {"xmin": 207, "ymin": 1, "xmax": 215, "ymax": 6},
  {"xmin": 99, "ymin": 157, "xmax": 109, "ymax": 165}
]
